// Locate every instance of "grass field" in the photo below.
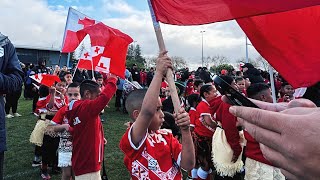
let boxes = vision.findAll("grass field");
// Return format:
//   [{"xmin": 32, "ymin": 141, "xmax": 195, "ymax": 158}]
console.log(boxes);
[{"xmin": 4, "ymin": 97, "xmax": 131, "ymax": 180}]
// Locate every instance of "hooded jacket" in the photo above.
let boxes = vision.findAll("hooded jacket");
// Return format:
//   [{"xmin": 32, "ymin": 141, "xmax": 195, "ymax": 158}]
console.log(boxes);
[
  {"xmin": 209, "ymin": 96, "xmax": 242, "ymax": 159},
  {"xmin": 0, "ymin": 33, "xmax": 24, "ymax": 151},
  {"xmin": 66, "ymin": 77, "xmax": 117, "ymax": 176}
]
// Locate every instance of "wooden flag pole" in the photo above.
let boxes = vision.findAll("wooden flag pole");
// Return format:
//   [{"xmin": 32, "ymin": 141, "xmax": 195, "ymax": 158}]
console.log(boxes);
[{"xmin": 147, "ymin": 0, "xmax": 180, "ymax": 114}]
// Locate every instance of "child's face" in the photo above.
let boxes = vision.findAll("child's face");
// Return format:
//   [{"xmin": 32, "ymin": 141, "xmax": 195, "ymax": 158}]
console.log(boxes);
[
  {"xmin": 67, "ymin": 87, "xmax": 80, "ymax": 102},
  {"xmin": 96, "ymin": 78, "xmax": 103, "ymax": 86},
  {"xmin": 196, "ymin": 83, "xmax": 204, "ymax": 92},
  {"xmin": 165, "ymin": 87, "xmax": 171, "ymax": 97},
  {"xmin": 64, "ymin": 74, "xmax": 73, "ymax": 84},
  {"xmin": 204, "ymin": 85, "xmax": 218, "ymax": 101},
  {"xmin": 236, "ymin": 80, "xmax": 245, "ymax": 91},
  {"xmin": 55, "ymin": 82, "xmax": 67, "ymax": 95},
  {"xmin": 283, "ymin": 85, "xmax": 294, "ymax": 96},
  {"xmin": 149, "ymin": 98, "xmax": 165, "ymax": 131}
]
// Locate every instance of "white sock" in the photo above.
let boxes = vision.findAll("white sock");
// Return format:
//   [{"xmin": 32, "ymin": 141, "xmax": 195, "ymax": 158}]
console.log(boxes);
[
  {"xmin": 197, "ymin": 167, "xmax": 209, "ymax": 179},
  {"xmin": 191, "ymin": 168, "xmax": 199, "ymax": 178}
]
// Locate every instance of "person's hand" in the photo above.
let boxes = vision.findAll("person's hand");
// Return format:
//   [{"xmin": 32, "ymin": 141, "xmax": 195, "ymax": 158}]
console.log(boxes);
[
  {"xmin": 49, "ymin": 86, "xmax": 56, "ymax": 95},
  {"xmin": 174, "ymin": 108, "xmax": 190, "ymax": 131},
  {"xmin": 155, "ymin": 51, "xmax": 172, "ymax": 77},
  {"xmin": 61, "ymin": 124, "xmax": 70, "ymax": 131},
  {"xmin": 228, "ymin": 99, "xmax": 319, "ymax": 179}
]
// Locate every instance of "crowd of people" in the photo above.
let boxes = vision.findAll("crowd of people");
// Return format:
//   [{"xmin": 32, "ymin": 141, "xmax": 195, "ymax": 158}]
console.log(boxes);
[{"xmin": 2, "ymin": 32, "xmax": 320, "ymax": 180}]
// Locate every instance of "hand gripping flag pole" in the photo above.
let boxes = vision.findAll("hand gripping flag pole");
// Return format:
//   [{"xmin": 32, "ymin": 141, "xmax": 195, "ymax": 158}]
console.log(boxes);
[{"xmin": 147, "ymin": 0, "xmax": 181, "ymax": 114}]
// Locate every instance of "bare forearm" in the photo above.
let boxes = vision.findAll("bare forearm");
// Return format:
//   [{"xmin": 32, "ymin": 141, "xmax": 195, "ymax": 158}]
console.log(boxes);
[
  {"xmin": 140, "ymin": 72, "xmax": 162, "ymax": 119},
  {"xmin": 180, "ymin": 129, "xmax": 195, "ymax": 171}
]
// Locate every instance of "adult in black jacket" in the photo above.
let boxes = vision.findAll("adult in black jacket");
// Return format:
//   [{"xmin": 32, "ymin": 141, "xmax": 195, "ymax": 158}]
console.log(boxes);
[{"xmin": 0, "ymin": 33, "xmax": 24, "ymax": 179}]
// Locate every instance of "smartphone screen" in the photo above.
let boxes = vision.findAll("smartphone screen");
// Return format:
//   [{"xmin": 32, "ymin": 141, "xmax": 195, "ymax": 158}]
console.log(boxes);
[{"xmin": 213, "ymin": 75, "xmax": 259, "ymax": 108}]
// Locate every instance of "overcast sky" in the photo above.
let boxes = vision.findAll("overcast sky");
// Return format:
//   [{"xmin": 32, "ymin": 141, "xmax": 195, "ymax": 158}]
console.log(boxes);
[{"xmin": 0, "ymin": 0, "xmax": 261, "ymax": 70}]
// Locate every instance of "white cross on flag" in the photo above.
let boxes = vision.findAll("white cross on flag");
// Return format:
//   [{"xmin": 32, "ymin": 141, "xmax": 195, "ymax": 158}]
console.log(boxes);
[{"xmin": 30, "ymin": 73, "xmax": 44, "ymax": 83}]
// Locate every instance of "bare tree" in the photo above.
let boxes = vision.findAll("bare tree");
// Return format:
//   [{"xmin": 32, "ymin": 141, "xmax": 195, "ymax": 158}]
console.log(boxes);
[
  {"xmin": 172, "ymin": 56, "xmax": 188, "ymax": 70},
  {"xmin": 256, "ymin": 56, "xmax": 270, "ymax": 71},
  {"xmin": 237, "ymin": 57, "xmax": 260, "ymax": 68},
  {"xmin": 211, "ymin": 55, "xmax": 230, "ymax": 66},
  {"xmin": 145, "ymin": 56, "xmax": 157, "ymax": 69}
]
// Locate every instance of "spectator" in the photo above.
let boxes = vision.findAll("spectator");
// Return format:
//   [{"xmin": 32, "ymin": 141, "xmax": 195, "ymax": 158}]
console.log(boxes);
[
  {"xmin": 139, "ymin": 69, "xmax": 147, "ymax": 87},
  {"xmin": 242, "ymin": 63, "xmax": 264, "ymax": 84},
  {"xmin": 73, "ymin": 68, "xmax": 89, "ymax": 84},
  {"xmin": 130, "ymin": 64, "xmax": 140, "ymax": 83},
  {"xmin": 146, "ymin": 67, "xmax": 154, "ymax": 87},
  {"xmin": 0, "ymin": 32, "xmax": 24, "ymax": 179}
]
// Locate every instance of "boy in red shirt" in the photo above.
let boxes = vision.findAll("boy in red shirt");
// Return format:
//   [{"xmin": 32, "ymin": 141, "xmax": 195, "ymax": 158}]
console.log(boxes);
[
  {"xmin": 119, "ymin": 52, "xmax": 195, "ymax": 179},
  {"xmin": 278, "ymin": 82, "xmax": 295, "ymax": 102},
  {"xmin": 49, "ymin": 82, "xmax": 80, "ymax": 180},
  {"xmin": 66, "ymin": 74, "xmax": 117, "ymax": 179},
  {"xmin": 246, "ymin": 83, "xmax": 285, "ymax": 179},
  {"xmin": 193, "ymin": 79, "xmax": 203, "ymax": 95}
]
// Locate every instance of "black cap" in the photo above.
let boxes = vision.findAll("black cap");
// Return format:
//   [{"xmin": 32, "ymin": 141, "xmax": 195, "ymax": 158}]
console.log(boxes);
[{"xmin": 242, "ymin": 63, "xmax": 254, "ymax": 68}]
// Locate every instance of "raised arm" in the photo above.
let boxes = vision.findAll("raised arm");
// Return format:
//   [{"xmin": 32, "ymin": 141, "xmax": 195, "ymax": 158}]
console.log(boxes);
[
  {"xmin": 175, "ymin": 108, "xmax": 195, "ymax": 170},
  {"xmin": 130, "ymin": 51, "xmax": 172, "ymax": 146}
]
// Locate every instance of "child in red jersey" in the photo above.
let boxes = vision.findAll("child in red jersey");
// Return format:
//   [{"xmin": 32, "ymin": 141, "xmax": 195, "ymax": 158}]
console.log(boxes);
[
  {"xmin": 193, "ymin": 79, "xmax": 204, "ymax": 95},
  {"xmin": 187, "ymin": 93, "xmax": 201, "ymax": 132},
  {"xmin": 66, "ymin": 73, "xmax": 117, "ymax": 179},
  {"xmin": 193, "ymin": 84, "xmax": 218, "ymax": 180},
  {"xmin": 32, "ymin": 85, "xmax": 49, "ymax": 167},
  {"xmin": 119, "ymin": 52, "xmax": 195, "ymax": 180},
  {"xmin": 246, "ymin": 83, "xmax": 285, "ymax": 179},
  {"xmin": 49, "ymin": 82, "xmax": 80, "ymax": 180},
  {"xmin": 40, "ymin": 79, "xmax": 68, "ymax": 179},
  {"xmin": 278, "ymin": 82, "xmax": 295, "ymax": 102},
  {"xmin": 235, "ymin": 77, "xmax": 247, "ymax": 96}
]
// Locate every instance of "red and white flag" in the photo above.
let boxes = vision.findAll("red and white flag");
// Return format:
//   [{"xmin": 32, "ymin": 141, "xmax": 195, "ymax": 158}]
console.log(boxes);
[
  {"xmin": 76, "ymin": 22, "xmax": 133, "ymax": 78},
  {"xmin": 61, "ymin": 7, "xmax": 98, "ymax": 53},
  {"xmin": 149, "ymin": 0, "xmax": 320, "ymax": 25},
  {"xmin": 30, "ymin": 73, "xmax": 44, "ymax": 84}
]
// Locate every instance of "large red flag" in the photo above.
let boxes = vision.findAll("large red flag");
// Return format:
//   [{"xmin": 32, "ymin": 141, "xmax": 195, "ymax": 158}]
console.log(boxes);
[
  {"xmin": 61, "ymin": 7, "xmax": 98, "ymax": 53},
  {"xmin": 150, "ymin": 0, "xmax": 320, "ymax": 25},
  {"xmin": 237, "ymin": 6, "xmax": 320, "ymax": 88},
  {"xmin": 76, "ymin": 23, "xmax": 133, "ymax": 78}
]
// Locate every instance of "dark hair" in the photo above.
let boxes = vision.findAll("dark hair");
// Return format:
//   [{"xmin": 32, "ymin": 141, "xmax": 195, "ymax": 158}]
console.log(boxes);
[
  {"xmin": 247, "ymin": 83, "xmax": 270, "ymax": 98},
  {"xmin": 200, "ymin": 84, "xmax": 213, "ymax": 99},
  {"xmin": 162, "ymin": 112, "xmax": 181, "ymax": 139},
  {"xmin": 80, "ymin": 80, "xmax": 100, "ymax": 97},
  {"xmin": 68, "ymin": 82, "xmax": 79, "ymax": 89},
  {"xmin": 194, "ymin": 79, "xmax": 204, "ymax": 87},
  {"xmin": 220, "ymin": 75, "xmax": 234, "ymax": 85},
  {"xmin": 187, "ymin": 94, "xmax": 201, "ymax": 108},
  {"xmin": 64, "ymin": 71, "xmax": 72, "ymax": 76},
  {"xmin": 236, "ymin": 71, "xmax": 242, "ymax": 76},
  {"xmin": 235, "ymin": 77, "xmax": 244, "ymax": 83},
  {"xmin": 125, "ymin": 89, "xmax": 147, "ymax": 120},
  {"xmin": 39, "ymin": 85, "xmax": 49, "ymax": 98},
  {"xmin": 281, "ymin": 82, "xmax": 291, "ymax": 88}
]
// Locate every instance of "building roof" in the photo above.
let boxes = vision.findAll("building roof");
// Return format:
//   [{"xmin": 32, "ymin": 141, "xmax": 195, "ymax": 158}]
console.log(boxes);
[{"xmin": 14, "ymin": 44, "xmax": 61, "ymax": 52}]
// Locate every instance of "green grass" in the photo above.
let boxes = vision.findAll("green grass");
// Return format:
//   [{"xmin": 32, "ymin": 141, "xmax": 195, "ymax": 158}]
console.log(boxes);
[{"xmin": 4, "ymin": 97, "xmax": 131, "ymax": 180}]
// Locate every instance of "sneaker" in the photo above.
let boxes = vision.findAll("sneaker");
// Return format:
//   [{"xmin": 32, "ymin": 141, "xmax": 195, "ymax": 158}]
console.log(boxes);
[
  {"xmin": 32, "ymin": 160, "xmax": 42, "ymax": 167},
  {"xmin": 5, "ymin": 114, "xmax": 14, "ymax": 119},
  {"xmin": 41, "ymin": 172, "xmax": 51, "ymax": 180},
  {"xmin": 13, "ymin": 113, "xmax": 22, "ymax": 117}
]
